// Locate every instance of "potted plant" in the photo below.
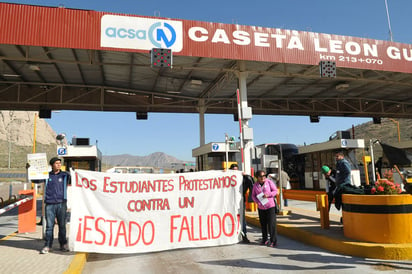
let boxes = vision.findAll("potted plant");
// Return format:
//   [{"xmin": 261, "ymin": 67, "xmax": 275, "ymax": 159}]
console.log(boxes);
[
  {"xmin": 342, "ymin": 169, "xmax": 412, "ymax": 244},
  {"xmin": 371, "ymin": 170, "xmax": 402, "ymax": 195}
]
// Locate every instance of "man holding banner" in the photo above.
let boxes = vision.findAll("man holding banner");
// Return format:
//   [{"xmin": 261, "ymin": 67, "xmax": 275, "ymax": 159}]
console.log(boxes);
[{"xmin": 40, "ymin": 157, "xmax": 71, "ymax": 254}]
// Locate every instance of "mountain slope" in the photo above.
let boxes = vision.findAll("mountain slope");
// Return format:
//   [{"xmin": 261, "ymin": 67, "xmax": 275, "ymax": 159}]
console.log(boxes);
[{"xmin": 102, "ymin": 152, "xmax": 185, "ymax": 168}]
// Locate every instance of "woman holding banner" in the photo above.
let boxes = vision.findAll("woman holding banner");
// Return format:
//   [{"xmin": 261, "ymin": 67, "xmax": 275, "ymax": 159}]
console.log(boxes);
[{"xmin": 251, "ymin": 170, "xmax": 278, "ymax": 248}]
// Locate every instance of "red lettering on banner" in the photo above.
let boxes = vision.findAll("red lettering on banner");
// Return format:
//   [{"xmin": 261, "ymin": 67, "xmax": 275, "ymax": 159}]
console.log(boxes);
[
  {"xmin": 179, "ymin": 175, "xmax": 237, "ymax": 191},
  {"xmin": 106, "ymin": 219, "xmax": 116, "ymax": 246},
  {"xmin": 74, "ymin": 173, "xmax": 97, "ymax": 191},
  {"xmin": 169, "ymin": 213, "xmax": 239, "ymax": 243},
  {"xmin": 128, "ymin": 221, "xmax": 141, "ymax": 246},
  {"xmin": 114, "ymin": 221, "xmax": 128, "ymax": 247},
  {"xmin": 178, "ymin": 197, "xmax": 194, "ymax": 208},
  {"xmin": 76, "ymin": 215, "xmax": 155, "ymax": 247},
  {"xmin": 95, "ymin": 217, "xmax": 106, "ymax": 245},
  {"xmin": 82, "ymin": 216, "xmax": 94, "ymax": 244},
  {"xmin": 102, "ymin": 177, "xmax": 175, "ymax": 193},
  {"xmin": 127, "ymin": 199, "xmax": 170, "ymax": 212}
]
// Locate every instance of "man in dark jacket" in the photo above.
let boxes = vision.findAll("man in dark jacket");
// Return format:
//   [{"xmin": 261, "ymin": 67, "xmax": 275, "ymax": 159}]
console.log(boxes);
[
  {"xmin": 41, "ymin": 157, "xmax": 71, "ymax": 254},
  {"xmin": 230, "ymin": 163, "xmax": 253, "ymax": 243},
  {"xmin": 333, "ymin": 151, "xmax": 364, "ymax": 211}
]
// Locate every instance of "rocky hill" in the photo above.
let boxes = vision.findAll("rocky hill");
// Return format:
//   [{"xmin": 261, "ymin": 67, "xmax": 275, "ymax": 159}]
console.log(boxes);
[
  {"xmin": 102, "ymin": 152, "xmax": 185, "ymax": 168},
  {"xmin": 0, "ymin": 110, "xmax": 186, "ymax": 169},
  {"xmin": 347, "ymin": 118, "xmax": 412, "ymax": 157},
  {"xmin": 0, "ymin": 111, "xmax": 57, "ymax": 169}
]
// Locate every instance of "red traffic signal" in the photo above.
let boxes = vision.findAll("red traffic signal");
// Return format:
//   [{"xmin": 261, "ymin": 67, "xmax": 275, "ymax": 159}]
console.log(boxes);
[{"xmin": 151, "ymin": 48, "xmax": 173, "ymax": 68}]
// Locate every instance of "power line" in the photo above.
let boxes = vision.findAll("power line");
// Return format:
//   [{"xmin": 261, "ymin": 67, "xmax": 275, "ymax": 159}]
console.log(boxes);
[{"xmin": 384, "ymin": 0, "xmax": 393, "ymax": 42}]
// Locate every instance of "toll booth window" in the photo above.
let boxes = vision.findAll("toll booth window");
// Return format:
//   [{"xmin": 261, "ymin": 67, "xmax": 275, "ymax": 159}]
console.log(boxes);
[
  {"xmin": 207, "ymin": 154, "xmax": 225, "ymax": 170},
  {"xmin": 305, "ymin": 154, "xmax": 312, "ymax": 172},
  {"xmin": 67, "ymin": 161, "xmax": 90, "ymax": 170}
]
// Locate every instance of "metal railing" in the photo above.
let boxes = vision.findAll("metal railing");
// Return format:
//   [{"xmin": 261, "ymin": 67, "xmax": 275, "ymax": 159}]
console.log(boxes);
[{"xmin": 0, "ymin": 195, "xmax": 33, "ymax": 215}]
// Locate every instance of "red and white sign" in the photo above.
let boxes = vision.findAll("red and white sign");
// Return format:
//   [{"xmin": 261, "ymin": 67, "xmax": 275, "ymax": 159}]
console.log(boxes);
[
  {"xmin": 68, "ymin": 169, "xmax": 243, "ymax": 254},
  {"xmin": 1, "ymin": 3, "xmax": 411, "ymax": 73}
]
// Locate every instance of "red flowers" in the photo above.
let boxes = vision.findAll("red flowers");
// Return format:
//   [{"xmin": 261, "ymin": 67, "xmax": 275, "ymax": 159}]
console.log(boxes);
[{"xmin": 372, "ymin": 179, "xmax": 402, "ymax": 195}]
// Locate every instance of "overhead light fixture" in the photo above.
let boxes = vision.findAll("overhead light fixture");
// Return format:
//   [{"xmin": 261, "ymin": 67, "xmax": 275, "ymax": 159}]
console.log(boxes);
[
  {"xmin": 336, "ymin": 83, "xmax": 349, "ymax": 91},
  {"xmin": 166, "ymin": 91, "xmax": 181, "ymax": 94},
  {"xmin": 29, "ymin": 65, "xmax": 40, "ymax": 71},
  {"xmin": 373, "ymin": 117, "xmax": 381, "ymax": 124},
  {"xmin": 190, "ymin": 79, "xmax": 203, "ymax": 85},
  {"xmin": 2, "ymin": 74, "xmax": 21, "ymax": 77}
]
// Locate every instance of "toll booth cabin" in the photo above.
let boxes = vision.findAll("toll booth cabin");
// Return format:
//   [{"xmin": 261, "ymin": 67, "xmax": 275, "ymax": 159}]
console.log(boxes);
[
  {"xmin": 60, "ymin": 137, "xmax": 102, "ymax": 171},
  {"xmin": 192, "ymin": 142, "xmax": 240, "ymax": 171},
  {"xmin": 251, "ymin": 143, "xmax": 299, "ymax": 186},
  {"xmin": 297, "ymin": 138, "xmax": 365, "ymax": 190}
]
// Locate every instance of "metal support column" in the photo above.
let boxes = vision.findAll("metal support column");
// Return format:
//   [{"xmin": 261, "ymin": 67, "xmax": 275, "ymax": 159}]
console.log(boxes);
[
  {"xmin": 198, "ymin": 99, "xmax": 206, "ymax": 146},
  {"xmin": 237, "ymin": 61, "xmax": 253, "ymax": 175}
]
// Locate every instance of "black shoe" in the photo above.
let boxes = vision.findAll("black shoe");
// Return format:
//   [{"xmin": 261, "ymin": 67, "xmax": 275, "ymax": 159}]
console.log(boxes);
[
  {"xmin": 60, "ymin": 244, "xmax": 69, "ymax": 252},
  {"xmin": 242, "ymin": 235, "xmax": 250, "ymax": 243}
]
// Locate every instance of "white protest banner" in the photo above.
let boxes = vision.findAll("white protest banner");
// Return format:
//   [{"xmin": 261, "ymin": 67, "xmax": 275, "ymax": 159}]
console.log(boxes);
[
  {"xmin": 27, "ymin": 153, "xmax": 49, "ymax": 180},
  {"xmin": 69, "ymin": 169, "xmax": 243, "ymax": 254}
]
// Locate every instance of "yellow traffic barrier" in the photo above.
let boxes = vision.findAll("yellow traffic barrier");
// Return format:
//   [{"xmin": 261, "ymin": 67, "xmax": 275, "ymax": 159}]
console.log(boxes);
[{"xmin": 283, "ymin": 189, "xmax": 331, "ymax": 229}]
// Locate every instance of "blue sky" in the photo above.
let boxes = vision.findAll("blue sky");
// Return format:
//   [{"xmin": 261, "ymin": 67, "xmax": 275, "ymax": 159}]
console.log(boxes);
[{"xmin": 8, "ymin": 0, "xmax": 412, "ymax": 161}]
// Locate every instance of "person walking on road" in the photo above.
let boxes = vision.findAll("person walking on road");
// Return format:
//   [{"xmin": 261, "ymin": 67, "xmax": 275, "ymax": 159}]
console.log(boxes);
[
  {"xmin": 251, "ymin": 170, "xmax": 278, "ymax": 247},
  {"xmin": 40, "ymin": 157, "xmax": 71, "ymax": 254},
  {"xmin": 229, "ymin": 163, "xmax": 254, "ymax": 243},
  {"xmin": 279, "ymin": 169, "xmax": 291, "ymax": 207}
]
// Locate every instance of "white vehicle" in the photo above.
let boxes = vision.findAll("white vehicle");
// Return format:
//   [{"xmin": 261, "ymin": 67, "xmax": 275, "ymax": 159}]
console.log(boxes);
[{"xmin": 106, "ymin": 166, "xmax": 156, "ymax": 174}]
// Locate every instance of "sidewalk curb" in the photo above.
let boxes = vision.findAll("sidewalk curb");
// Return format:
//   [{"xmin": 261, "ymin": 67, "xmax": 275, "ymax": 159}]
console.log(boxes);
[
  {"xmin": 64, "ymin": 252, "xmax": 89, "ymax": 274},
  {"xmin": 246, "ymin": 213, "xmax": 412, "ymax": 260}
]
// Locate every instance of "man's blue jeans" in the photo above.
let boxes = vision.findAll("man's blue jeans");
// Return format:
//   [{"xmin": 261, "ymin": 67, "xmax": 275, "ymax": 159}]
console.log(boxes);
[{"xmin": 44, "ymin": 202, "xmax": 67, "ymax": 248}]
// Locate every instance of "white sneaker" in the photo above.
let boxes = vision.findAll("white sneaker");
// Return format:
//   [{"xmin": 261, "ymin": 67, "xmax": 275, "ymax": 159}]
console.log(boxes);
[{"xmin": 40, "ymin": 246, "xmax": 50, "ymax": 254}]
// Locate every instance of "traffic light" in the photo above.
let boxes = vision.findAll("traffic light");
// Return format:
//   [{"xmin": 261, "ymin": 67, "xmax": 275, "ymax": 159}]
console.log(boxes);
[
  {"xmin": 136, "ymin": 112, "xmax": 148, "ymax": 120},
  {"xmin": 229, "ymin": 136, "xmax": 236, "ymax": 149},
  {"xmin": 319, "ymin": 61, "xmax": 336, "ymax": 78},
  {"xmin": 39, "ymin": 109, "xmax": 51, "ymax": 119},
  {"xmin": 310, "ymin": 115, "xmax": 320, "ymax": 123},
  {"xmin": 151, "ymin": 48, "xmax": 173, "ymax": 68}
]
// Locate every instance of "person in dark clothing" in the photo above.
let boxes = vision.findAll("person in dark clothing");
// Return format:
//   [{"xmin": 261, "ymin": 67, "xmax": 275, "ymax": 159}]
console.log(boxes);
[
  {"xmin": 40, "ymin": 157, "xmax": 71, "ymax": 254},
  {"xmin": 321, "ymin": 165, "xmax": 336, "ymax": 211},
  {"xmin": 333, "ymin": 151, "xmax": 364, "ymax": 211},
  {"xmin": 375, "ymin": 157, "xmax": 383, "ymax": 179},
  {"xmin": 230, "ymin": 163, "xmax": 253, "ymax": 243}
]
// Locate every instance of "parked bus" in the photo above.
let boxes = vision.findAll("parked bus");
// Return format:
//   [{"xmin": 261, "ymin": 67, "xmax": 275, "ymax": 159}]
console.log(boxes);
[{"xmin": 251, "ymin": 143, "xmax": 300, "ymax": 187}]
